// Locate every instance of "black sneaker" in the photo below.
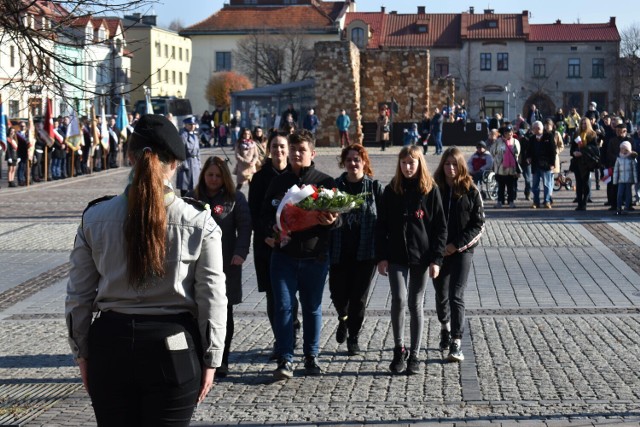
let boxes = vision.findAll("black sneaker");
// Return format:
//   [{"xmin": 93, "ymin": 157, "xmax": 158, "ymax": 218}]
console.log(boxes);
[
  {"xmin": 336, "ymin": 317, "xmax": 347, "ymax": 344},
  {"xmin": 439, "ymin": 330, "xmax": 451, "ymax": 351},
  {"xmin": 447, "ymin": 340, "xmax": 464, "ymax": 363},
  {"xmin": 406, "ymin": 352, "xmax": 421, "ymax": 375},
  {"xmin": 389, "ymin": 346, "xmax": 408, "ymax": 374},
  {"xmin": 274, "ymin": 359, "xmax": 294, "ymax": 380},
  {"xmin": 304, "ymin": 355, "xmax": 323, "ymax": 376},
  {"xmin": 347, "ymin": 337, "xmax": 360, "ymax": 356}
]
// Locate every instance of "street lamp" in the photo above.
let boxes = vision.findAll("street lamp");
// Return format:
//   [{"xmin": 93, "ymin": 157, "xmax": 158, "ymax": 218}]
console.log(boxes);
[{"xmin": 504, "ymin": 82, "xmax": 511, "ymax": 120}]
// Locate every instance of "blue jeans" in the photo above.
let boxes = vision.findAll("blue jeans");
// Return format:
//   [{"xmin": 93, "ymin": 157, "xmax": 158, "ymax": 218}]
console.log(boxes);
[
  {"xmin": 51, "ymin": 158, "xmax": 62, "ymax": 178},
  {"xmin": 617, "ymin": 182, "xmax": 633, "ymax": 210},
  {"xmin": 432, "ymin": 131, "xmax": 442, "ymax": 154},
  {"xmin": 532, "ymin": 168, "xmax": 553, "ymax": 205},
  {"xmin": 521, "ymin": 164, "xmax": 532, "ymax": 197},
  {"xmin": 271, "ymin": 251, "xmax": 329, "ymax": 362}
]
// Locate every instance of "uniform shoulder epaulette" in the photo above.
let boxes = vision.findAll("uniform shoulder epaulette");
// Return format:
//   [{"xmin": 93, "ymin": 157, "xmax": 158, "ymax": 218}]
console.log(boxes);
[
  {"xmin": 181, "ymin": 196, "xmax": 210, "ymax": 211},
  {"xmin": 83, "ymin": 195, "xmax": 116, "ymax": 215}
]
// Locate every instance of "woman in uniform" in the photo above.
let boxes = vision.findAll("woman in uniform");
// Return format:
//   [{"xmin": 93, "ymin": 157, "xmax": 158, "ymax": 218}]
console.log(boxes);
[{"xmin": 65, "ymin": 114, "xmax": 227, "ymax": 427}]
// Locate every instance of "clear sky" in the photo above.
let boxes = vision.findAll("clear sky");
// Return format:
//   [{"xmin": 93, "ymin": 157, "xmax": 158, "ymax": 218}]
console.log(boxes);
[{"xmin": 137, "ymin": 0, "xmax": 638, "ymax": 31}]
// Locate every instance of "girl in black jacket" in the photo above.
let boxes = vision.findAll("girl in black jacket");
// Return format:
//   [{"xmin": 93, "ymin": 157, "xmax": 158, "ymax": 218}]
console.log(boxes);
[
  {"xmin": 376, "ymin": 145, "xmax": 447, "ymax": 375},
  {"xmin": 433, "ymin": 147, "xmax": 485, "ymax": 363}
]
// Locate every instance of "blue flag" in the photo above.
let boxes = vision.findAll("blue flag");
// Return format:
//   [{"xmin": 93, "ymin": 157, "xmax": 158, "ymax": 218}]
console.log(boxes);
[
  {"xmin": 116, "ymin": 96, "xmax": 129, "ymax": 139},
  {"xmin": 0, "ymin": 98, "xmax": 7, "ymax": 150}
]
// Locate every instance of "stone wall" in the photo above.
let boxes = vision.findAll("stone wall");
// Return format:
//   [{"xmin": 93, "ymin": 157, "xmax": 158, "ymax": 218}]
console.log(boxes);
[
  {"xmin": 360, "ymin": 49, "xmax": 430, "ymax": 124},
  {"xmin": 314, "ymin": 41, "xmax": 361, "ymax": 147}
]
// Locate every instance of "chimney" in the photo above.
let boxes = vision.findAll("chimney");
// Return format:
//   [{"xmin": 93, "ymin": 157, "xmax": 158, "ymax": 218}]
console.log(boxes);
[
  {"xmin": 484, "ymin": 9, "xmax": 494, "ymax": 14},
  {"xmin": 417, "ymin": 6, "xmax": 425, "ymax": 14},
  {"xmin": 390, "ymin": 10, "xmax": 397, "ymax": 14},
  {"xmin": 555, "ymin": 19, "xmax": 561, "ymax": 24},
  {"xmin": 610, "ymin": 16, "xmax": 616, "ymax": 26},
  {"xmin": 469, "ymin": 6, "xmax": 474, "ymax": 14},
  {"xmin": 380, "ymin": 5, "xmax": 385, "ymax": 13}
]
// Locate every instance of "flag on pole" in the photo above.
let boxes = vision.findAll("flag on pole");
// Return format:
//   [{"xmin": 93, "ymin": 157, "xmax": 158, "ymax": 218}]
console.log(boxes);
[
  {"xmin": 90, "ymin": 104, "xmax": 100, "ymax": 148},
  {"xmin": 144, "ymin": 86, "xmax": 154, "ymax": 114},
  {"xmin": 115, "ymin": 96, "xmax": 129, "ymax": 140},
  {"xmin": 66, "ymin": 108, "xmax": 83, "ymax": 151},
  {"xmin": 38, "ymin": 98, "xmax": 54, "ymax": 147},
  {"xmin": 27, "ymin": 108, "xmax": 36, "ymax": 161},
  {"xmin": 100, "ymin": 99, "xmax": 109, "ymax": 150},
  {"xmin": 0, "ymin": 95, "xmax": 7, "ymax": 152}
]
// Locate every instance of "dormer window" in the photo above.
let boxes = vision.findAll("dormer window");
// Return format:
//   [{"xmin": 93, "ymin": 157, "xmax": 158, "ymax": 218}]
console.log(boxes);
[
  {"xmin": 416, "ymin": 19, "xmax": 429, "ymax": 33},
  {"xmin": 487, "ymin": 19, "xmax": 498, "ymax": 28},
  {"xmin": 351, "ymin": 27, "xmax": 366, "ymax": 49}
]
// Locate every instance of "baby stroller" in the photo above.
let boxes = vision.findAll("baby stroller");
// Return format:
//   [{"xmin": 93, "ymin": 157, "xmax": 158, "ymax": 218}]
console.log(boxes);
[{"xmin": 479, "ymin": 170, "xmax": 498, "ymax": 201}]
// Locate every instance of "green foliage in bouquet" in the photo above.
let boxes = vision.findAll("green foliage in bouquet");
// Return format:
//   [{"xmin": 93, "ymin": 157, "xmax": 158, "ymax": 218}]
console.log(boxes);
[{"xmin": 296, "ymin": 186, "xmax": 367, "ymax": 213}]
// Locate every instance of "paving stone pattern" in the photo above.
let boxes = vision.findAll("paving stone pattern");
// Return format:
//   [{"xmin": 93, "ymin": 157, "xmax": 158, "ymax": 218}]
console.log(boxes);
[{"xmin": 0, "ymin": 147, "xmax": 639, "ymax": 426}]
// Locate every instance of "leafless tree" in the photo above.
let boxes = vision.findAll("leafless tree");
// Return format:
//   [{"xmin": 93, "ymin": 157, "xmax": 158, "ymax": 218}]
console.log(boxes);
[
  {"xmin": 0, "ymin": 0, "xmax": 156, "ymax": 103},
  {"xmin": 168, "ymin": 18, "xmax": 184, "ymax": 32},
  {"xmin": 234, "ymin": 30, "xmax": 314, "ymax": 87},
  {"xmin": 618, "ymin": 23, "xmax": 640, "ymax": 121}
]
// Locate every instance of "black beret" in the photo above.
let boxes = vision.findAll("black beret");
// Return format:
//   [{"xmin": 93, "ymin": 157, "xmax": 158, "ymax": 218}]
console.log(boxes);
[{"xmin": 128, "ymin": 114, "xmax": 186, "ymax": 161}]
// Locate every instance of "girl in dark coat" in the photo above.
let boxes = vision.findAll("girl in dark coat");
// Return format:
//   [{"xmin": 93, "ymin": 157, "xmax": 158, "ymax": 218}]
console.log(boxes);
[
  {"xmin": 189, "ymin": 156, "xmax": 252, "ymax": 377},
  {"xmin": 376, "ymin": 145, "xmax": 447, "ymax": 375},
  {"xmin": 432, "ymin": 146, "xmax": 485, "ymax": 363}
]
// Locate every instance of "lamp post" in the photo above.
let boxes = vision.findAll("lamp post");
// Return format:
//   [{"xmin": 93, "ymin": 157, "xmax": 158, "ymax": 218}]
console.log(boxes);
[{"xmin": 505, "ymin": 82, "xmax": 511, "ymax": 121}]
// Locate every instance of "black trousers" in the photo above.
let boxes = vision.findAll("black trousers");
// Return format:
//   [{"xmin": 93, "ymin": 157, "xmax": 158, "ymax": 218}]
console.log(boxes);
[
  {"xmin": 329, "ymin": 260, "xmax": 376, "ymax": 338},
  {"xmin": 432, "ymin": 251, "xmax": 473, "ymax": 339},
  {"xmin": 496, "ymin": 174, "xmax": 517, "ymax": 203},
  {"xmin": 88, "ymin": 312, "xmax": 202, "ymax": 427},
  {"xmin": 575, "ymin": 169, "xmax": 591, "ymax": 208}
]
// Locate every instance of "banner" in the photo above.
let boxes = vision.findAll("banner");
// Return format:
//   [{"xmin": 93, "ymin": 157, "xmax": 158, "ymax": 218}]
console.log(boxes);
[
  {"xmin": 38, "ymin": 98, "xmax": 54, "ymax": 147},
  {"xmin": 66, "ymin": 108, "xmax": 83, "ymax": 151},
  {"xmin": 115, "ymin": 96, "xmax": 129, "ymax": 140},
  {"xmin": 144, "ymin": 86, "xmax": 154, "ymax": 114},
  {"xmin": 0, "ymin": 95, "xmax": 6, "ymax": 152},
  {"xmin": 27, "ymin": 108, "xmax": 36, "ymax": 160},
  {"xmin": 100, "ymin": 99, "xmax": 109, "ymax": 150}
]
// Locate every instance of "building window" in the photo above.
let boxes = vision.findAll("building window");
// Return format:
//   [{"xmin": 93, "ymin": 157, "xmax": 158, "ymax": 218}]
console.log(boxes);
[
  {"xmin": 172, "ymin": 46, "xmax": 175, "ymax": 59},
  {"xmin": 487, "ymin": 20, "xmax": 498, "ymax": 28},
  {"xmin": 536, "ymin": 46, "xmax": 543, "ymax": 51},
  {"xmin": 484, "ymin": 100, "xmax": 504, "ymax": 119},
  {"xmin": 172, "ymin": 70, "xmax": 176, "ymax": 84},
  {"xmin": 533, "ymin": 58, "xmax": 546, "ymax": 77},
  {"xmin": 10, "ymin": 45, "xmax": 15, "ymax": 67},
  {"xmin": 592, "ymin": 58, "xmax": 605, "ymax": 78},
  {"xmin": 283, "ymin": 0, "xmax": 298, "ymax": 4},
  {"xmin": 186, "ymin": 49, "xmax": 189, "ymax": 60},
  {"xmin": 215, "ymin": 51, "xmax": 232, "ymax": 71},
  {"xmin": 155, "ymin": 42, "xmax": 161, "ymax": 57},
  {"xmin": 497, "ymin": 53, "xmax": 508, "ymax": 71},
  {"xmin": 244, "ymin": 0, "xmax": 257, "ymax": 3},
  {"xmin": 164, "ymin": 44, "xmax": 169, "ymax": 57},
  {"xmin": 179, "ymin": 72, "xmax": 183, "ymax": 85},
  {"xmin": 434, "ymin": 57, "xmax": 449, "ymax": 78},
  {"xmin": 570, "ymin": 46, "xmax": 577, "ymax": 51},
  {"xmin": 568, "ymin": 58, "xmax": 581, "ymax": 78},
  {"xmin": 9, "ymin": 100, "xmax": 19, "ymax": 117},
  {"xmin": 179, "ymin": 47, "xmax": 183, "ymax": 60},
  {"xmin": 595, "ymin": 46, "xmax": 602, "ymax": 51},
  {"xmin": 563, "ymin": 92, "xmax": 583, "ymax": 114},
  {"xmin": 164, "ymin": 69, "xmax": 169, "ymax": 82},
  {"xmin": 480, "ymin": 53, "xmax": 491, "ymax": 71},
  {"xmin": 351, "ymin": 27, "xmax": 366, "ymax": 49}
]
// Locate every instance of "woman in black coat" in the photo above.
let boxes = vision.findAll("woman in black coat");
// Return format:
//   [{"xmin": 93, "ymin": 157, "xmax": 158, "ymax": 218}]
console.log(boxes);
[
  {"xmin": 189, "ymin": 156, "xmax": 252, "ymax": 377},
  {"xmin": 432, "ymin": 146, "xmax": 485, "ymax": 363}
]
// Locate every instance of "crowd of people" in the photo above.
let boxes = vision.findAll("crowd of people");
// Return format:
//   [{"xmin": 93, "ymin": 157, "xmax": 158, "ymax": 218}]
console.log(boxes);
[{"xmin": 2, "ymin": 113, "xmax": 139, "ymax": 188}]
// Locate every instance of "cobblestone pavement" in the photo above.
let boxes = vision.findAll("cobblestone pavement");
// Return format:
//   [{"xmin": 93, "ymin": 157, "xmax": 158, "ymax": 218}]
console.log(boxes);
[{"xmin": 0, "ymin": 146, "xmax": 639, "ymax": 426}]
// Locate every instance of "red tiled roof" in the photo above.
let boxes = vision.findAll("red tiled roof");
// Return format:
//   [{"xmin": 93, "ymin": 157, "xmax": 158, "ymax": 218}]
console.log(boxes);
[
  {"xmin": 529, "ymin": 21, "xmax": 620, "ymax": 42},
  {"xmin": 103, "ymin": 17, "xmax": 124, "ymax": 39},
  {"xmin": 182, "ymin": 2, "xmax": 345, "ymax": 34},
  {"xmin": 461, "ymin": 12, "xmax": 528, "ymax": 40},
  {"xmin": 346, "ymin": 12, "xmax": 461, "ymax": 48}
]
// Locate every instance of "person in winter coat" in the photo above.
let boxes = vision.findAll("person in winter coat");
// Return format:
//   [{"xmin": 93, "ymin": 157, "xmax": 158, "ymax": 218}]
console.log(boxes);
[
  {"xmin": 376, "ymin": 145, "xmax": 447, "ymax": 375},
  {"xmin": 490, "ymin": 125, "xmax": 521, "ymax": 208},
  {"xmin": 432, "ymin": 147, "xmax": 484, "ymax": 363},
  {"xmin": 329, "ymin": 144, "xmax": 383, "ymax": 356},
  {"xmin": 188, "ymin": 156, "xmax": 252, "ymax": 377},
  {"xmin": 336, "ymin": 109, "xmax": 351, "ymax": 148},
  {"xmin": 612, "ymin": 141, "xmax": 638, "ymax": 215},
  {"xmin": 176, "ymin": 116, "xmax": 201, "ymax": 196},
  {"xmin": 525, "ymin": 121, "xmax": 557, "ymax": 209},
  {"xmin": 570, "ymin": 117, "xmax": 600, "ymax": 211},
  {"xmin": 234, "ymin": 127, "xmax": 259, "ymax": 189}
]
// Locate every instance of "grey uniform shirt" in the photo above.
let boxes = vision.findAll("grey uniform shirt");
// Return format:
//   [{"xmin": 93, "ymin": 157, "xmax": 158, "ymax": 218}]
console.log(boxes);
[{"xmin": 65, "ymin": 190, "xmax": 228, "ymax": 368}]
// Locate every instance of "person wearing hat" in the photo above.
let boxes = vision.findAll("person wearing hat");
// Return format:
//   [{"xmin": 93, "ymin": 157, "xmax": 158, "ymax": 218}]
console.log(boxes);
[
  {"xmin": 490, "ymin": 125, "xmax": 521, "ymax": 208},
  {"xmin": 602, "ymin": 123, "xmax": 633, "ymax": 209},
  {"xmin": 584, "ymin": 101, "xmax": 600, "ymax": 123},
  {"xmin": 467, "ymin": 140, "xmax": 493, "ymax": 185},
  {"xmin": 66, "ymin": 114, "xmax": 227, "ymax": 426},
  {"xmin": 176, "ymin": 115, "xmax": 202, "ymax": 196},
  {"xmin": 612, "ymin": 140, "xmax": 638, "ymax": 215}
]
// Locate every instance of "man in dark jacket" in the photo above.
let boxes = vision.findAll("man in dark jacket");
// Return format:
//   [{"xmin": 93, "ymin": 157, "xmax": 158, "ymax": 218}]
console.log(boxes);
[
  {"xmin": 527, "ymin": 104, "xmax": 543, "ymax": 125},
  {"xmin": 261, "ymin": 129, "xmax": 339, "ymax": 380},
  {"xmin": 526, "ymin": 121, "xmax": 557, "ymax": 208}
]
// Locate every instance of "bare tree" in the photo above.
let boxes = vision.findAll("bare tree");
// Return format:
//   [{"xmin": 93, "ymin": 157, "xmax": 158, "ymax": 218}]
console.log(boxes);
[
  {"xmin": 0, "ymin": 0, "xmax": 156, "ymax": 103},
  {"xmin": 168, "ymin": 18, "xmax": 184, "ymax": 32},
  {"xmin": 618, "ymin": 23, "xmax": 640, "ymax": 121},
  {"xmin": 234, "ymin": 30, "xmax": 314, "ymax": 87}
]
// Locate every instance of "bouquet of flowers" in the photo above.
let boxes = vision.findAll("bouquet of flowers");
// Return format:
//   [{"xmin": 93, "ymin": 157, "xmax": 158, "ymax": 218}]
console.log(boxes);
[{"xmin": 275, "ymin": 184, "xmax": 366, "ymax": 245}]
